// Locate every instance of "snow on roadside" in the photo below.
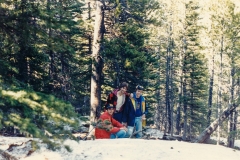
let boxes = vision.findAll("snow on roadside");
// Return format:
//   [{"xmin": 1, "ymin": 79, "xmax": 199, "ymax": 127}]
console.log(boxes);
[
  {"xmin": 210, "ymin": 136, "xmax": 240, "ymax": 148},
  {"xmin": 1, "ymin": 136, "xmax": 240, "ymax": 160},
  {"xmin": 235, "ymin": 140, "xmax": 240, "ymax": 148}
]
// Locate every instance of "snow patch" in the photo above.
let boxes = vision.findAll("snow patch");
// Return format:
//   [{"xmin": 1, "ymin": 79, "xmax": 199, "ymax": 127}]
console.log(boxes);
[{"xmin": 1, "ymin": 136, "xmax": 240, "ymax": 160}]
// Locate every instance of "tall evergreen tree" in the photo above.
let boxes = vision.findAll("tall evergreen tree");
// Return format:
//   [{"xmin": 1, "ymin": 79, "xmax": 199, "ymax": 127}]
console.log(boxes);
[
  {"xmin": 102, "ymin": 0, "xmax": 160, "ymax": 94},
  {"xmin": 180, "ymin": 1, "xmax": 208, "ymax": 140},
  {"xmin": 224, "ymin": 2, "xmax": 240, "ymax": 148},
  {"xmin": 0, "ymin": 0, "xmax": 89, "ymax": 146}
]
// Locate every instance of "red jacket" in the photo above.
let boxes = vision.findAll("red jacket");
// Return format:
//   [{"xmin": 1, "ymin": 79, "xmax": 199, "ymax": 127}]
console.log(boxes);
[{"xmin": 95, "ymin": 111, "xmax": 124, "ymax": 139}]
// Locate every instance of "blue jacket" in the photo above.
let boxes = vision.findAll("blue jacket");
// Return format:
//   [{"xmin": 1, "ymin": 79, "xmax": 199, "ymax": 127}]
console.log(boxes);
[{"xmin": 122, "ymin": 93, "xmax": 148, "ymax": 127}]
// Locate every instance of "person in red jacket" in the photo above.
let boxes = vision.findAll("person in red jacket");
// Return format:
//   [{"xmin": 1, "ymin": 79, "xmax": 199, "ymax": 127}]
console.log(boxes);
[{"xmin": 95, "ymin": 104, "xmax": 128, "ymax": 139}]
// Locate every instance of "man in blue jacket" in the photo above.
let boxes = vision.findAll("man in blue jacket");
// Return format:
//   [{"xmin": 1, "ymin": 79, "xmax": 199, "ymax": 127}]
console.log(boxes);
[{"xmin": 123, "ymin": 85, "xmax": 147, "ymax": 138}]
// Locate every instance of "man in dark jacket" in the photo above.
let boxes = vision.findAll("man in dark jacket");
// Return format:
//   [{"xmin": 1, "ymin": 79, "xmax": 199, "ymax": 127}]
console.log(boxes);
[
  {"xmin": 105, "ymin": 82, "xmax": 130, "ymax": 124},
  {"xmin": 123, "ymin": 85, "xmax": 148, "ymax": 138},
  {"xmin": 95, "ymin": 104, "xmax": 127, "ymax": 139}
]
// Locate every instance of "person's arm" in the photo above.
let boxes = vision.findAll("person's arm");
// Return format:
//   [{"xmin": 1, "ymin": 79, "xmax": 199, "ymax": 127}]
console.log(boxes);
[
  {"xmin": 142, "ymin": 98, "xmax": 148, "ymax": 120},
  {"xmin": 142, "ymin": 97, "xmax": 148, "ymax": 115},
  {"xmin": 109, "ymin": 126, "xmax": 127, "ymax": 133},
  {"xmin": 105, "ymin": 92, "xmax": 116, "ymax": 108},
  {"xmin": 98, "ymin": 114, "xmax": 122, "ymax": 134},
  {"xmin": 109, "ymin": 118, "xmax": 127, "ymax": 133},
  {"xmin": 112, "ymin": 118, "xmax": 124, "ymax": 128},
  {"xmin": 122, "ymin": 97, "xmax": 129, "ymax": 126}
]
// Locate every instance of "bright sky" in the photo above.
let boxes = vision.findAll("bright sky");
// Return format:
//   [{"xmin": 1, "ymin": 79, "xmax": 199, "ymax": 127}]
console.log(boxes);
[{"xmin": 1, "ymin": 136, "xmax": 240, "ymax": 160}]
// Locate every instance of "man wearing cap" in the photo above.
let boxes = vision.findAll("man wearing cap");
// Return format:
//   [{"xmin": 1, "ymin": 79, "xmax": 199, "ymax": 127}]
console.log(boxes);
[
  {"xmin": 123, "ymin": 85, "xmax": 147, "ymax": 138},
  {"xmin": 95, "ymin": 104, "xmax": 128, "ymax": 139}
]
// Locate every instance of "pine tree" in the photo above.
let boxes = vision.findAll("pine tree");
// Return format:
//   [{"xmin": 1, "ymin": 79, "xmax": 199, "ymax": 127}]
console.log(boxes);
[
  {"xmin": 100, "ymin": 1, "xmax": 162, "ymax": 129},
  {"xmin": 0, "ymin": 87, "xmax": 79, "ymax": 150},
  {"xmin": 0, "ymin": 0, "xmax": 89, "ymax": 149},
  {"xmin": 207, "ymin": 0, "xmax": 240, "ymax": 146},
  {"xmin": 180, "ymin": 1, "xmax": 208, "ymax": 140},
  {"xmin": 223, "ymin": 2, "xmax": 240, "ymax": 148}
]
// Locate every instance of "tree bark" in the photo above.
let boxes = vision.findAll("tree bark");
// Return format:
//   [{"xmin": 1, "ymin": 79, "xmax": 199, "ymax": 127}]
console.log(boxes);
[
  {"xmin": 207, "ymin": 54, "xmax": 214, "ymax": 127},
  {"xmin": 176, "ymin": 43, "xmax": 183, "ymax": 135},
  {"xmin": 194, "ymin": 106, "xmax": 236, "ymax": 143},
  {"xmin": 217, "ymin": 34, "xmax": 224, "ymax": 145},
  {"xmin": 89, "ymin": 1, "xmax": 103, "ymax": 136},
  {"xmin": 165, "ymin": 40, "xmax": 171, "ymax": 134},
  {"xmin": 227, "ymin": 55, "xmax": 236, "ymax": 148}
]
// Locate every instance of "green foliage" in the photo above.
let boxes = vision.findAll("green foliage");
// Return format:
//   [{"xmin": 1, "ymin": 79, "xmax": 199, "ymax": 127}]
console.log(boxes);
[
  {"xmin": 0, "ymin": 87, "xmax": 79, "ymax": 150},
  {"xmin": 181, "ymin": 1, "xmax": 209, "ymax": 134},
  {"xmin": 101, "ymin": 0, "xmax": 161, "ymax": 128},
  {"xmin": 0, "ymin": 0, "xmax": 91, "ymax": 116},
  {"xmin": 96, "ymin": 119, "xmax": 113, "ymax": 132},
  {"xmin": 102, "ymin": 0, "xmax": 159, "ymax": 94},
  {"xmin": 42, "ymin": 138, "xmax": 61, "ymax": 151},
  {"xmin": 64, "ymin": 145, "xmax": 72, "ymax": 152},
  {"xmin": 0, "ymin": 0, "xmax": 239, "ymax": 144},
  {"xmin": 31, "ymin": 140, "xmax": 40, "ymax": 152}
]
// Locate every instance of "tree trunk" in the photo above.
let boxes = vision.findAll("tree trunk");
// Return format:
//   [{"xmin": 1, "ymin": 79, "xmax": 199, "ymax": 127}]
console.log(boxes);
[
  {"xmin": 170, "ymin": 56, "xmax": 174, "ymax": 137},
  {"xmin": 169, "ymin": 28, "xmax": 174, "ymax": 136},
  {"xmin": 17, "ymin": 0, "xmax": 29, "ymax": 84},
  {"xmin": 217, "ymin": 35, "xmax": 224, "ymax": 145},
  {"xmin": 176, "ymin": 46, "xmax": 183, "ymax": 135},
  {"xmin": 181, "ymin": 9, "xmax": 187, "ymax": 139},
  {"xmin": 47, "ymin": 0, "xmax": 55, "ymax": 92},
  {"xmin": 176, "ymin": 90, "xmax": 182, "ymax": 135},
  {"xmin": 89, "ymin": 1, "xmax": 103, "ymax": 137},
  {"xmin": 228, "ymin": 113, "xmax": 234, "ymax": 147},
  {"xmin": 155, "ymin": 45, "xmax": 162, "ymax": 131},
  {"xmin": 182, "ymin": 47, "xmax": 187, "ymax": 141},
  {"xmin": 227, "ymin": 56, "xmax": 236, "ymax": 148},
  {"xmin": 166, "ymin": 42, "xmax": 171, "ymax": 134},
  {"xmin": 207, "ymin": 53, "xmax": 214, "ymax": 127},
  {"xmin": 194, "ymin": 106, "xmax": 236, "ymax": 143},
  {"xmin": 233, "ymin": 110, "xmax": 238, "ymax": 145}
]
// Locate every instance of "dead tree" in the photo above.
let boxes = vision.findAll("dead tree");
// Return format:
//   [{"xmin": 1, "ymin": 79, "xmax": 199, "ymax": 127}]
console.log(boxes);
[
  {"xmin": 89, "ymin": 0, "xmax": 104, "ymax": 137},
  {"xmin": 195, "ymin": 106, "xmax": 236, "ymax": 143}
]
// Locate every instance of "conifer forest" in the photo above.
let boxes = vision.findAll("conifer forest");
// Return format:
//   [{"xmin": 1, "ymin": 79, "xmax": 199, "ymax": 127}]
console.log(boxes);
[{"xmin": 0, "ymin": 0, "xmax": 240, "ymax": 149}]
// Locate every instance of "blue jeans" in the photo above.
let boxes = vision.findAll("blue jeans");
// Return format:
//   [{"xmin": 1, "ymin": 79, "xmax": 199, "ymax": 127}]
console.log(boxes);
[
  {"xmin": 110, "ymin": 129, "xmax": 126, "ymax": 139},
  {"xmin": 135, "ymin": 117, "xmax": 142, "ymax": 138},
  {"xmin": 126, "ymin": 117, "xmax": 142, "ymax": 138},
  {"xmin": 126, "ymin": 126, "xmax": 134, "ymax": 137}
]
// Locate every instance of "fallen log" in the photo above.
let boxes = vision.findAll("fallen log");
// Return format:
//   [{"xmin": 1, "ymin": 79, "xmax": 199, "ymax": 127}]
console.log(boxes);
[
  {"xmin": 195, "ymin": 106, "xmax": 236, "ymax": 143},
  {"xmin": 162, "ymin": 134, "xmax": 182, "ymax": 141}
]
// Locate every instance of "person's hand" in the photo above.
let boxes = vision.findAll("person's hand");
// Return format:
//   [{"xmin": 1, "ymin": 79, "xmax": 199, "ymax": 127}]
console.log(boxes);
[
  {"xmin": 130, "ymin": 93, "xmax": 133, "ymax": 98},
  {"xmin": 120, "ymin": 126, "xmax": 128, "ymax": 131},
  {"xmin": 122, "ymin": 122, "xmax": 127, "ymax": 127},
  {"xmin": 142, "ymin": 114, "xmax": 146, "ymax": 120}
]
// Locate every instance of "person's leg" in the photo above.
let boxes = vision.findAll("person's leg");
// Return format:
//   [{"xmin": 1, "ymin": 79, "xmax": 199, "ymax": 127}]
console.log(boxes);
[
  {"xmin": 125, "ymin": 126, "xmax": 134, "ymax": 138},
  {"xmin": 110, "ymin": 130, "xmax": 126, "ymax": 139},
  {"xmin": 110, "ymin": 134, "xmax": 116, "ymax": 139},
  {"xmin": 115, "ymin": 129, "xmax": 126, "ymax": 138},
  {"xmin": 135, "ymin": 117, "xmax": 142, "ymax": 138}
]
